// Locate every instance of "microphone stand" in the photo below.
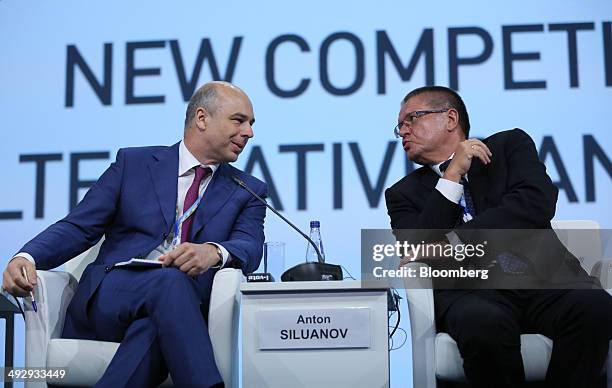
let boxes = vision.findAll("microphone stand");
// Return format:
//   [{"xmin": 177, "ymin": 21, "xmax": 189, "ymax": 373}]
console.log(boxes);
[{"xmin": 233, "ymin": 177, "xmax": 342, "ymax": 281}]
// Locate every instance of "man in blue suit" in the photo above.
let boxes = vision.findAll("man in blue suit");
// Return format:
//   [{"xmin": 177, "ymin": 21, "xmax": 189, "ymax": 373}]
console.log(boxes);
[{"xmin": 2, "ymin": 81, "xmax": 267, "ymax": 387}]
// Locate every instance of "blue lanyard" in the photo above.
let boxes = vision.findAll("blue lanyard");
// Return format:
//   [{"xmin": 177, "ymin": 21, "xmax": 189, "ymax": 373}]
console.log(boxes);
[
  {"xmin": 460, "ymin": 196, "xmax": 473, "ymax": 222},
  {"xmin": 168, "ymin": 187, "xmax": 207, "ymax": 248}
]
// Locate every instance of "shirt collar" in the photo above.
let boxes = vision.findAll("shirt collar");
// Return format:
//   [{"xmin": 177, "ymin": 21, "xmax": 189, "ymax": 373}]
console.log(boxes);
[
  {"xmin": 430, "ymin": 153, "xmax": 454, "ymax": 178},
  {"xmin": 179, "ymin": 140, "xmax": 219, "ymax": 177}
]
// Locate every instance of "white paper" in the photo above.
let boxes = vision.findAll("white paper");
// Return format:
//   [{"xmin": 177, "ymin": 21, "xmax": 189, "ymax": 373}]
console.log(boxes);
[{"xmin": 113, "ymin": 258, "xmax": 163, "ymax": 268}]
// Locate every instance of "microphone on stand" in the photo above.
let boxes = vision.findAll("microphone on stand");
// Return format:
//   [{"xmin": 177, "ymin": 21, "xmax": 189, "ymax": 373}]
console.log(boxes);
[
  {"xmin": 263, "ymin": 249, "xmax": 269, "ymax": 273},
  {"xmin": 232, "ymin": 176, "xmax": 342, "ymax": 282}
]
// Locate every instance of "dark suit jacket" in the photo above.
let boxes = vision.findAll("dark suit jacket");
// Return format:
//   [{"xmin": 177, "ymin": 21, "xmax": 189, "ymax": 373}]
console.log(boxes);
[
  {"xmin": 20, "ymin": 142, "xmax": 267, "ymax": 338},
  {"xmin": 385, "ymin": 128, "xmax": 596, "ymax": 316}
]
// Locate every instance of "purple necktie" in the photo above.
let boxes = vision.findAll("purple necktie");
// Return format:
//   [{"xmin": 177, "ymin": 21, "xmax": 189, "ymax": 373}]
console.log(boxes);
[{"xmin": 180, "ymin": 166, "xmax": 211, "ymax": 243}]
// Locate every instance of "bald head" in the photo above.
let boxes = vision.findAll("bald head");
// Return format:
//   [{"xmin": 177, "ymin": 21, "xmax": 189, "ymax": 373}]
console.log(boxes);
[
  {"xmin": 182, "ymin": 81, "xmax": 255, "ymax": 164},
  {"xmin": 184, "ymin": 81, "xmax": 248, "ymax": 129}
]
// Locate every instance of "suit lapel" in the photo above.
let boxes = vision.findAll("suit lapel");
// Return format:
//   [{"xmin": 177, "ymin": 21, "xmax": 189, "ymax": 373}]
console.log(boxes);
[
  {"xmin": 148, "ymin": 143, "xmax": 180, "ymax": 231},
  {"xmin": 467, "ymin": 160, "xmax": 488, "ymax": 214},
  {"xmin": 190, "ymin": 163, "xmax": 238, "ymax": 239},
  {"xmin": 419, "ymin": 167, "xmax": 439, "ymax": 191}
]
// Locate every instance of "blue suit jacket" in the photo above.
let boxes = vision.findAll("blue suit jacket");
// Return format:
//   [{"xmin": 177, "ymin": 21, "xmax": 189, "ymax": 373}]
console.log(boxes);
[{"xmin": 20, "ymin": 142, "xmax": 267, "ymax": 338}]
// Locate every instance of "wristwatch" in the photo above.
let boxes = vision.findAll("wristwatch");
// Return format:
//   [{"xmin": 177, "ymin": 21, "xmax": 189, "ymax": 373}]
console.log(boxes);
[{"xmin": 211, "ymin": 246, "xmax": 223, "ymax": 268}]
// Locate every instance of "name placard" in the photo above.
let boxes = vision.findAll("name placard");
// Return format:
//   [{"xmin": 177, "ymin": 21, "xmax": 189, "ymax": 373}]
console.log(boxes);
[{"xmin": 257, "ymin": 308, "xmax": 371, "ymax": 350}]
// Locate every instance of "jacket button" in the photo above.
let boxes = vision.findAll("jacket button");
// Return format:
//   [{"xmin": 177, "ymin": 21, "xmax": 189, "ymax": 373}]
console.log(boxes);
[{"xmin": 104, "ymin": 265, "xmax": 111, "ymax": 273}]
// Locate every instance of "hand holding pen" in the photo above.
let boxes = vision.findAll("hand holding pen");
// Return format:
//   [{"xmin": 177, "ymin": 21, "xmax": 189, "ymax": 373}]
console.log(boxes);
[
  {"xmin": 21, "ymin": 267, "xmax": 38, "ymax": 312},
  {"xmin": 2, "ymin": 256, "xmax": 38, "ymax": 312}
]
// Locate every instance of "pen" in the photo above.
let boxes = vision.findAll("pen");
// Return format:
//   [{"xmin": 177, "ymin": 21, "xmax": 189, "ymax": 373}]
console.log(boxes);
[{"xmin": 21, "ymin": 267, "xmax": 38, "ymax": 313}]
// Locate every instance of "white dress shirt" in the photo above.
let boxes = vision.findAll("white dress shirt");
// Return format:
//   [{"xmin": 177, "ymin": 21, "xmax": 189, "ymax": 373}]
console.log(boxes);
[
  {"xmin": 431, "ymin": 156, "xmax": 473, "ymax": 243},
  {"xmin": 431, "ymin": 155, "xmax": 465, "ymax": 205}
]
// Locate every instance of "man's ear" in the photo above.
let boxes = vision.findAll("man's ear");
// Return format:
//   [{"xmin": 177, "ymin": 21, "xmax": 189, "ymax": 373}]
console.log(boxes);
[
  {"xmin": 195, "ymin": 107, "xmax": 209, "ymax": 131},
  {"xmin": 446, "ymin": 108, "xmax": 460, "ymax": 132}
]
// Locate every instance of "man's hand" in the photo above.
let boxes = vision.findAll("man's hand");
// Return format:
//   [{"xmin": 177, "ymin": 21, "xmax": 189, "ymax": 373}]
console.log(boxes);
[
  {"xmin": 2, "ymin": 256, "xmax": 37, "ymax": 297},
  {"xmin": 443, "ymin": 138, "xmax": 492, "ymax": 182},
  {"xmin": 158, "ymin": 243, "xmax": 222, "ymax": 277}
]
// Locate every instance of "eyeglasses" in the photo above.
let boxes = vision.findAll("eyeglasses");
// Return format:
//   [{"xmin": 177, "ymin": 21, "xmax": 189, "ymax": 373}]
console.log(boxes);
[{"xmin": 393, "ymin": 109, "xmax": 450, "ymax": 138}]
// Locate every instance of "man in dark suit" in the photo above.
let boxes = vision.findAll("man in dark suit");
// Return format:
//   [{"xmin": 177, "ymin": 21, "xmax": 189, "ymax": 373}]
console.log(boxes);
[
  {"xmin": 2, "ymin": 81, "xmax": 266, "ymax": 387},
  {"xmin": 385, "ymin": 85, "xmax": 612, "ymax": 388}
]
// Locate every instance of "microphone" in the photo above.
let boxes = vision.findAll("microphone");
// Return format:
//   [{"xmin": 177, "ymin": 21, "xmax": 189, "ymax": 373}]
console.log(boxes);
[
  {"xmin": 232, "ymin": 176, "xmax": 324, "ymax": 263},
  {"xmin": 232, "ymin": 176, "xmax": 342, "ymax": 282}
]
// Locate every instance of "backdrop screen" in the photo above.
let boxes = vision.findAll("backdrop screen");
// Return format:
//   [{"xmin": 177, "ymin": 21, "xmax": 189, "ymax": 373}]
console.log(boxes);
[{"xmin": 1, "ymin": 1, "xmax": 610, "ymax": 386}]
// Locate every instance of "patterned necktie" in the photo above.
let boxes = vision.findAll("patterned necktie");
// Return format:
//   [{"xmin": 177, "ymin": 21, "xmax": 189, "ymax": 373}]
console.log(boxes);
[
  {"xmin": 439, "ymin": 160, "xmax": 527, "ymax": 273},
  {"xmin": 460, "ymin": 177, "xmax": 476, "ymax": 220},
  {"xmin": 180, "ymin": 166, "xmax": 211, "ymax": 243}
]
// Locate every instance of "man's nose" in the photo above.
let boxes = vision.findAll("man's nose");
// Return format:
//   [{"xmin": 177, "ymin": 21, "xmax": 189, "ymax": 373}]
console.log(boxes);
[
  {"xmin": 242, "ymin": 123, "xmax": 254, "ymax": 138},
  {"xmin": 399, "ymin": 122, "xmax": 411, "ymax": 137}
]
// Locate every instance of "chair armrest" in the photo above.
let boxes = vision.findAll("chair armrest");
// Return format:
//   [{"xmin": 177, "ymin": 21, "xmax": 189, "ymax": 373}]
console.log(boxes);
[
  {"xmin": 402, "ymin": 262, "xmax": 436, "ymax": 388},
  {"xmin": 24, "ymin": 271, "xmax": 77, "ymax": 368},
  {"xmin": 208, "ymin": 268, "xmax": 244, "ymax": 388},
  {"xmin": 591, "ymin": 259, "xmax": 612, "ymax": 289}
]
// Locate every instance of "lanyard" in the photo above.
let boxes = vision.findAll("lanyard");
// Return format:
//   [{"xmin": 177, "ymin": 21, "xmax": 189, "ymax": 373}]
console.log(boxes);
[
  {"xmin": 166, "ymin": 186, "xmax": 207, "ymax": 248},
  {"xmin": 460, "ymin": 196, "xmax": 474, "ymax": 223}
]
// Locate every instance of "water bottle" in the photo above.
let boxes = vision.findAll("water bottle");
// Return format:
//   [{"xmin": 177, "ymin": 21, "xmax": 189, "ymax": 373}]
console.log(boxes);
[{"xmin": 305, "ymin": 220, "xmax": 325, "ymax": 263}]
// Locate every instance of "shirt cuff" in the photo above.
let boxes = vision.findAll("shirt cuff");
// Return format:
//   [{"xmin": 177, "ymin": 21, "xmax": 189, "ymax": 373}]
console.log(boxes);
[
  {"xmin": 205, "ymin": 242, "xmax": 230, "ymax": 268},
  {"xmin": 435, "ymin": 178, "xmax": 463, "ymax": 204},
  {"xmin": 13, "ymin": 252, "xmax": 35, "ymax": 265}
]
